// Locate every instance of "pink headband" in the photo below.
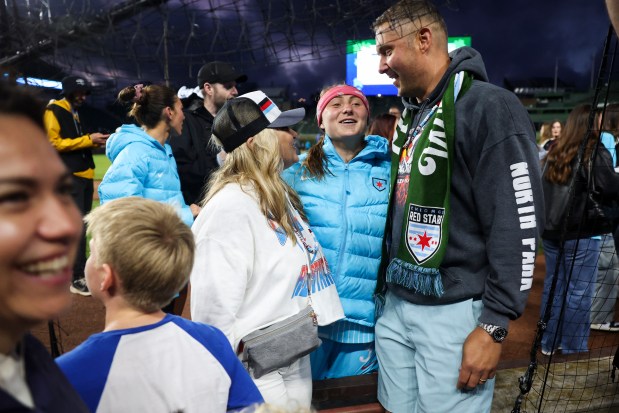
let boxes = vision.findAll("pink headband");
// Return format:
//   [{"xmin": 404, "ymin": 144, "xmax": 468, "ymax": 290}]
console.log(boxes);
[{"xmin": 316, "ymin": 85, "xmax": 370, "ymax": 126}]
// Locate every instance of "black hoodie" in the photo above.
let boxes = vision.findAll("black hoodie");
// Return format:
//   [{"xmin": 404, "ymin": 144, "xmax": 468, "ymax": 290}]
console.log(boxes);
[{"xmin": 386, "ymin": 47, "xmax": 545, "ymax": 328}]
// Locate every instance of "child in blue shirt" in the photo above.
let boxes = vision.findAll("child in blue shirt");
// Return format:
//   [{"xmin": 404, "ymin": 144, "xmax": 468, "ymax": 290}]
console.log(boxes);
[{"xmin": 56, "ymin": 197, "xmax": 262, "ymax": 412}]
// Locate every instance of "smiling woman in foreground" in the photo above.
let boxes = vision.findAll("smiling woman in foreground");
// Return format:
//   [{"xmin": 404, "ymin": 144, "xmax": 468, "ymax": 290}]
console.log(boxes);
[{"xmin": 0, "ymin": 81, "xmax": 88, "ymax": 412}]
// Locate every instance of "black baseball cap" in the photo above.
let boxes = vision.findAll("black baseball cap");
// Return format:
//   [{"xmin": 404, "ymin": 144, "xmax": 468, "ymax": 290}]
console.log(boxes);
[
  {"xmin": 213, "ymin": 90, "xmax": 305, "ymax": 153},
  {"xmin": 61, "ymin": 76, "xmax": 91, "ymax": 96},
  {"xmin": 197, "ymin": 61, "xmax": 247, "ymax": 88}
]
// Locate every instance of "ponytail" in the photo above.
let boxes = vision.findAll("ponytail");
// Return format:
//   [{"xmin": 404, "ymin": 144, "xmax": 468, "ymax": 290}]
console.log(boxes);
[{"xmin": 301, "ymin": 134, "xmax": 332, "ymax": 180}]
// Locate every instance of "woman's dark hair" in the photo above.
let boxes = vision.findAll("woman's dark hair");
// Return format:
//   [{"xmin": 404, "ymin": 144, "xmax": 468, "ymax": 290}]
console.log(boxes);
[
  {"xmin": 368, "ymin": 113, "xmax": 397, "ymax": 143},
  {"xmin": 601, "ymin": 103, "xmax": 619, "ymax": 136},
  {"xmin": 117, "ymin": 84, "xmax": 178, "ymax": 129},
  {"xmin": 0, "ymin": 81, "xmax": 45, "ymax": 130},
  {"xmin": 544, "ymin": 104, "xmax": 597, "ymax": 185}
]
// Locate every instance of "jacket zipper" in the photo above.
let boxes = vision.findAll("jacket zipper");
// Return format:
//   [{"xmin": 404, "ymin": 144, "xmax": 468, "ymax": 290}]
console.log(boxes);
[{"xmin": 335, "ymin": 163, "xmax": 350, "ymax": 278}]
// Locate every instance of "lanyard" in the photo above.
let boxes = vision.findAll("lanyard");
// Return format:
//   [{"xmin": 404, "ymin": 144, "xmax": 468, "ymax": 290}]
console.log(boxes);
[
  {"xmin": 400, "ymin": 102, "xmax": 440, "ymax": 167},
  {"xmin": 71, "ymin": 109, "xmax": 83, "ymax": 136}
]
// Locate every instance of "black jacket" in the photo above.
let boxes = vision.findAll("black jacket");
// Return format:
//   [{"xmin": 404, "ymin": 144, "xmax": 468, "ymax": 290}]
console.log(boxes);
[
  {"xmin": 0, "ymin": 335, "xmax": 89, "ymax": 413},
  {"xmin": 169, "ymin": 105, "xmax": 220, "ymax": 205},
  {"xmin": 542, "ymin": 144, "xmax": 619, "ymax": 240},
  {"xmin": 46, "ymin": 104, "xmax": 95, "ymax": 174}
]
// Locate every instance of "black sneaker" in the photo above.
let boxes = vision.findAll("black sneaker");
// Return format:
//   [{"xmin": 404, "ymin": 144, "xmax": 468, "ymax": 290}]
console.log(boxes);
[{"xmin": 70, "ymin": 278, "xmax": 91, "ymax": 296}]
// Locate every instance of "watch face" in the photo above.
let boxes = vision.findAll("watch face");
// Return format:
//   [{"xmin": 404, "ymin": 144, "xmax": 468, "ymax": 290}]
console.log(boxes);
[{"xmin": 493, "ymin": 327, "xmax": 508, "ymax": 342}]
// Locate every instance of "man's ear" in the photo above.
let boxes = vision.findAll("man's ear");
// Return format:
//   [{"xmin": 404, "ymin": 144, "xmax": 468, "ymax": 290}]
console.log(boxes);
[
  {"xmin": 418, "ymin": 27, "xmax": 432, "ymax": 53},
  {"xmin": 203, "ymin": 83, "xmax": 213, "ymax": 97}
]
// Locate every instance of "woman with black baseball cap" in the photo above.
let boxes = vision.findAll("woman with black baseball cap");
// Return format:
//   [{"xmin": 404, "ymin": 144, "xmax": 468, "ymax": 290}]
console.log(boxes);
[{"xmin": 189, "ymin": 91, "xmax": 343, "ymax": 407}]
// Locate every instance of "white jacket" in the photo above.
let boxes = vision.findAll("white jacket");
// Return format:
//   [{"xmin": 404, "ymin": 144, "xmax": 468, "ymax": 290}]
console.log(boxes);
[{"xmin": 190, "ymin": 183, "xmax": 343, "ymax": 350}]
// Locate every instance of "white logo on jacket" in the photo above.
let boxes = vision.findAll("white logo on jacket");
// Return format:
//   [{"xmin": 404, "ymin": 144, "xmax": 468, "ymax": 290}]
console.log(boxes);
[{"xmin": 510, "ymin": 161, "xmax": 537, "ymax": 291}]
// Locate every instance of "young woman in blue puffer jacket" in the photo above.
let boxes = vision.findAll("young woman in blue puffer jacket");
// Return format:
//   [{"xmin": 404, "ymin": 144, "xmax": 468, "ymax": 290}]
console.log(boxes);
[
  {"xmin": 99, "ymin": 84, "xmax": 201, "ymax": 226},
  {"xmin": 282, "ymin": 84, "xmax": 390, "ymax": 379}
]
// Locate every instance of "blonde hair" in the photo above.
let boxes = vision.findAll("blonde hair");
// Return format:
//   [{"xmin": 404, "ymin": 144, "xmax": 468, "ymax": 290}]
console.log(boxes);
[
  {"xmin": 84, "ymin": 197, "xmax": 195, "ymax": 312},
  {"xmin": 204, "ymin": 128, "xmax": 306, "ymax": 241}
]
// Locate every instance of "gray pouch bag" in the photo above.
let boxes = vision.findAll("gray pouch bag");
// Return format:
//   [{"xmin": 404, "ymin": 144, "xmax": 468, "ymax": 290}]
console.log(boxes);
[{"xmin": 241, "ymin": 306, "xmax": 321, "ymax": 379}]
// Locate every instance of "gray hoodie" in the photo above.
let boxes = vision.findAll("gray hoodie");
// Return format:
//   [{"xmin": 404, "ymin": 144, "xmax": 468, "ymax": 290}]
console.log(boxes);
[{"xmin": 387, "ymin": 47, "xmax": 544, "ymax": 328}]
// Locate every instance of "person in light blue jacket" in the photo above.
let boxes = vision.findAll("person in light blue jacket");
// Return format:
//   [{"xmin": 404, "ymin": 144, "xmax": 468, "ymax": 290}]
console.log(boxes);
[
  {"xmin": 282, "ymin": 84, "xmax": 390, "ymax": 379},
  {"xmin": 99, "ymin": 84, "xmax": 200, "ymax": 227}
]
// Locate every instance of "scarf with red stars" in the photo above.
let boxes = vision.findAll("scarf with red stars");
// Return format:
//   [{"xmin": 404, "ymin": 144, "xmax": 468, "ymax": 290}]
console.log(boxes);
[{"xmin": 377, "ymin": 71, "xmax": 473, "ymax": 302}]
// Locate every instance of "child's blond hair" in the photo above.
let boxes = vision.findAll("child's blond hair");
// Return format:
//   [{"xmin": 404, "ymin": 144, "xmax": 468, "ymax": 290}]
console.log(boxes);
[{"xmin": 85, "ymin": 197, "xmax": 194, "ymax": 312}]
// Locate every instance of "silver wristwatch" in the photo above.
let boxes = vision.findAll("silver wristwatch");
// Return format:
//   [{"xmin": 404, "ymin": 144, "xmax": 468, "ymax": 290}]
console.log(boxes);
[{"xmin": 479, "ymin": 323, "xmax": 508, "ymax": 343}]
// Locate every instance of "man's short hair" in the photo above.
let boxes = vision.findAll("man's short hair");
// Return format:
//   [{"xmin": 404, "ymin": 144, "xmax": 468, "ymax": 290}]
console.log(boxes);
[
  {"xmin": 85, "ymin": 197, "xmax": 195, "ymax": 312},
  {"xmin": 372, "ymin": 0, "xmax": 447, "ymax": 37}
]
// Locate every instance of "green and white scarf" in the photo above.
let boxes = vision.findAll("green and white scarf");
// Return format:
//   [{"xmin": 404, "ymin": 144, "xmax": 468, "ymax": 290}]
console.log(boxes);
[{"xmin": 377, "ymin": 71, "xmax": 473, "ymax": 302}]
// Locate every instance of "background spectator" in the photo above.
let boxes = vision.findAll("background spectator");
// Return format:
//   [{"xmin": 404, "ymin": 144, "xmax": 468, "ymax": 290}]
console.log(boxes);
[{"xmin": 44, "ymin": 76, "xmax": 109, "ymax": 296}]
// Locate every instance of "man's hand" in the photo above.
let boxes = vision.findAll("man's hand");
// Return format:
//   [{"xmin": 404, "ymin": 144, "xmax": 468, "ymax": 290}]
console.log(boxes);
[
  {"xmin": 457, "ymin": 326, "xmax": 502, "ymax": 389},
  {"xmin": 90, "ymin": 133, "xmax": 109, "ymax": 146}
]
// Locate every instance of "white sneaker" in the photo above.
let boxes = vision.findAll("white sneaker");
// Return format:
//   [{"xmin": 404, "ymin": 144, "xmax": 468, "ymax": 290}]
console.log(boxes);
[
  {"xmin": 541, "ymin": 345, "xmax": 562, "ymax": 356},
  {"xmin": 591, "ymin": 322, "xmax": 619, "ymax": 332}
]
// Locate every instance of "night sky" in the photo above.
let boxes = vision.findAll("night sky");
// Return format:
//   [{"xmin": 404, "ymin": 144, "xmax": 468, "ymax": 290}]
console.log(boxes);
[
  {"xmin": 7, "ymin": 0, "xmax": 613, "ymax": 100},
  {"xmin": 438, "ymin": 0, "xmax": 610, "ymax": 90},
  {"xmin": 252, "ymin": 0, "xmax": 612, "ymax": 98}
]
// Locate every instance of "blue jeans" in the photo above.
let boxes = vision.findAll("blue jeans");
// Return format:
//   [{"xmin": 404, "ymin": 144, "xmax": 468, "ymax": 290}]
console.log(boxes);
[
  {"xmin": 541, "ymin": 238, "xmax": 601, "ymax": 354},
  {"xmin": 591, "ymin": 234, "xmax": 619, "ymax": 324}
]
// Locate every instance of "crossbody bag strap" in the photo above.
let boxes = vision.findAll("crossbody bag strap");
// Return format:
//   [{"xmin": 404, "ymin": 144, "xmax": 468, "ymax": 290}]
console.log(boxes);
[{"xmin": 287, "ymin": 199, "xmax": 318, "ymax": 325}]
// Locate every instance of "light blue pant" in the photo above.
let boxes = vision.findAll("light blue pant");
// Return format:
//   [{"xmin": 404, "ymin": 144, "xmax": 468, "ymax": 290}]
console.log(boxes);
[
  {"xmin": 310, "ymin": 339, "xmax": 377, "ymax": 380},
  {"xmin": 375, "ymin": 291, "xmax": 494, "ymax": 413}
]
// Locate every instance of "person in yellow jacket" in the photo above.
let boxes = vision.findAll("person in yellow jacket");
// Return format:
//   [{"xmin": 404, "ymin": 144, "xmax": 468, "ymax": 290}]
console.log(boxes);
[{"xmin": 44, "ymin": 76, "xmax": 109, "ymax": 296}]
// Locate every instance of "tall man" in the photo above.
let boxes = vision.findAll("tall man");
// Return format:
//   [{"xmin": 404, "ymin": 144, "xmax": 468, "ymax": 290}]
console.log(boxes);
[
  {"xmin": 44, "ymin": 76, "xmax": 109, "ymax": 296},
  {"xmin": 170, "ymin": 61, "xmax": 247, "ymax": 205},
  {"xmin": 372, "ymin": 1, "xmax": 544, "ymax": 411}
]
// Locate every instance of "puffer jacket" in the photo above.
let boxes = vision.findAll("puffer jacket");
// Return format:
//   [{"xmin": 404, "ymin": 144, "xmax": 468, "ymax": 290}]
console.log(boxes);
[
  {"xmin": 282, "ymin": 134, "xmax": 390, "ymax": 328},
  {"xmin": 99, "ymin": 124, "xmax": 193, "ymax": 226}
]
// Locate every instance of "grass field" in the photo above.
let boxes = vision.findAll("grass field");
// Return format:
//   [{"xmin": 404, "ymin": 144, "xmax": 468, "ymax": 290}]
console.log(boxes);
[{"xmin": 93, "ymin": 154, "xmax": 111, "ymax": 181}]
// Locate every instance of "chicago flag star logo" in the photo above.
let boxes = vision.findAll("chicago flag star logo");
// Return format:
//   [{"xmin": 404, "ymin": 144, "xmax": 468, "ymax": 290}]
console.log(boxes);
[
  {"xmin": 414, "ymin": 231, "xmax": 433, "ymax": 250},
  {"xmin": 406, "ymin": 203, "xmax": 443, "ymax": 264},
  {"xmin": 372, "ymin": 177, "xmax": 387, "ymax": 192}
]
